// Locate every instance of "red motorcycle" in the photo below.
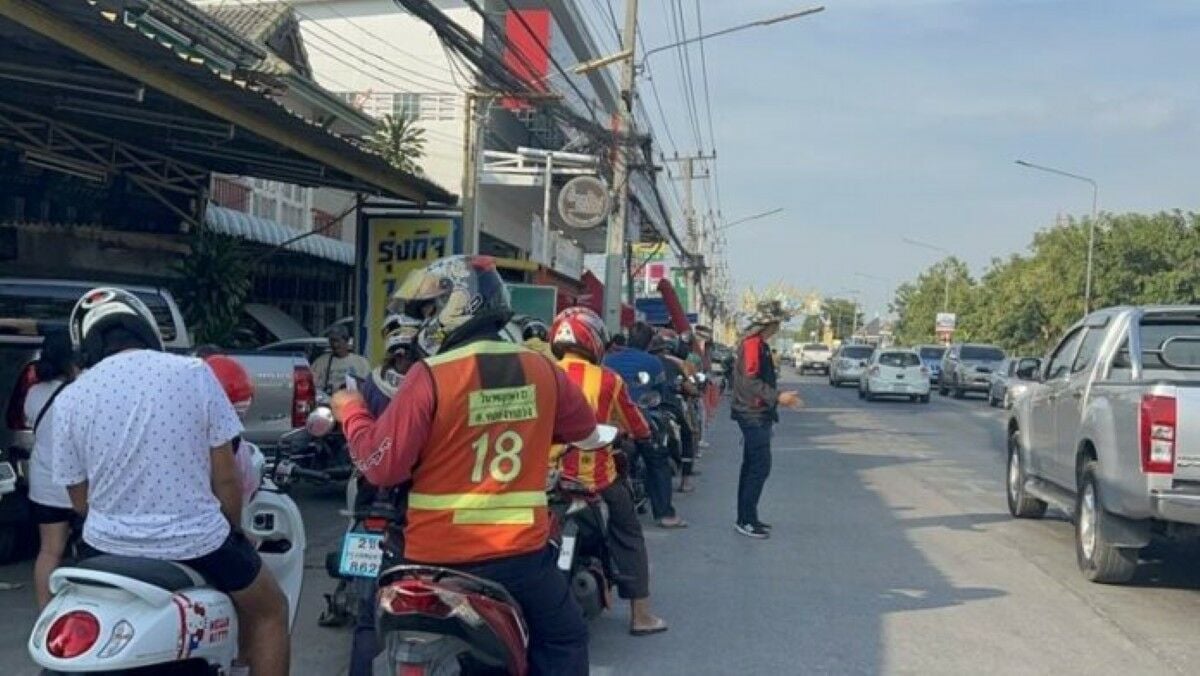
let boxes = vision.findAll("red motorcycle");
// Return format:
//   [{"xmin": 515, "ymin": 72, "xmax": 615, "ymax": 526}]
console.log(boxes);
[{"xmin": 374, "ymin": 564, "xmax": 529, "ymax": 676}]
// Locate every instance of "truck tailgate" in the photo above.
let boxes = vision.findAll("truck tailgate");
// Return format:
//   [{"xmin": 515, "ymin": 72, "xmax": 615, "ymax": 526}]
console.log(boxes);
[
  {"xmin": 1172, "ymin": 386, "xmax": 1200, "ymax": 481},
  {"xmin": 229, "ymin": 352, "xmax": 307, "ymax": 449}
]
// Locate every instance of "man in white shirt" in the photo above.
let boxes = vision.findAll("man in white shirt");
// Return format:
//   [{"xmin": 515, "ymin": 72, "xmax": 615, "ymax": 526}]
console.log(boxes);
[{"xmin": 52, "ymin": 288, "xmax": 288, "ymax": 676}]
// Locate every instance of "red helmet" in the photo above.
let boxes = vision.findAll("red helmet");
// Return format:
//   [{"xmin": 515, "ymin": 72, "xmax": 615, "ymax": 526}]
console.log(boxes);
[
  {"xmin": 205, "ymin": 354, "xmax": 254, "ymax": 418},
  {"xmin": 550, "ymin": 307, "xmax": 609, "ymax": 364}
]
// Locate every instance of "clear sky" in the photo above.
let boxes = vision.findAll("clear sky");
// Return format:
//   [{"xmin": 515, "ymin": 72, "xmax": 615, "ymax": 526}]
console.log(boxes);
[{"xmin": 628, "ymin": 0, "xmax": 1200, "ymax": 317}]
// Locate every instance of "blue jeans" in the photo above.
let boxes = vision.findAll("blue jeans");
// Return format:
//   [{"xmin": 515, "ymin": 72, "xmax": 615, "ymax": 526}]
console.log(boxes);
[
  {"xmin": 457, "ymin": 547, "xmax": 589, "ymax": 676},
  {"xmin": 736, "ymin": 419, "xmax": 773, "ymax": 525}
]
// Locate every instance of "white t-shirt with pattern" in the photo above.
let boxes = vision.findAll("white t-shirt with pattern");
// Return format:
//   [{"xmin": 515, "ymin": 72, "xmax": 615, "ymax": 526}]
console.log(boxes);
[{"xmin": 51, "ymin": 350, "xmax": 243, "ymax": 560}]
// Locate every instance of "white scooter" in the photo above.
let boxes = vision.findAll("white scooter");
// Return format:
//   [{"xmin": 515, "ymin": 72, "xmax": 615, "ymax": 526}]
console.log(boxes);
[{"xmin": 26, "ymin": 410, "xmax": 335, "ymax": 674}]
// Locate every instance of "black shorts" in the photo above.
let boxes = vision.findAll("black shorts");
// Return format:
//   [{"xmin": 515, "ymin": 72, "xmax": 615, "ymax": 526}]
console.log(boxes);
[
  {"xmin": 80, "ymin": 530, "xmax": 263, "ymax": 594},
  {"xmin": 31, "ymin": 502, "xmax": 75, "ymax": 525}
]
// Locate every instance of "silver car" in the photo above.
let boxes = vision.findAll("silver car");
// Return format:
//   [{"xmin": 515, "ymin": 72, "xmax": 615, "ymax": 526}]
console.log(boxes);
[
  {"xmin": 829, "ymin": 344, "xmax": 875, "ymax": 387},
  {"xmin": 988, "ymin": 356, "xmax": 1041, "ymax": 408}
]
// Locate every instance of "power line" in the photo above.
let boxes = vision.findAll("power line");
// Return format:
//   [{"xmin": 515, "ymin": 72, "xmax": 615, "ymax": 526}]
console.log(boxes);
[{"xmin": 694, "ymin": 3, "xmax": 723, "ymax": 218}]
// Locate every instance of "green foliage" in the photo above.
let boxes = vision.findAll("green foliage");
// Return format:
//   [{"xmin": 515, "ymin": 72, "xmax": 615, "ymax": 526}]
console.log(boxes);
[
  {"xmin": 369, "ymin": 114, "xmax": 427, "ymax": 175},
  {"xmin": 173, "ymin": 227, "xmax": 252, "ymax": 347},
  {"xmin": 891, "ymin": 211, "xmax": 1200, "ymax": 356}
]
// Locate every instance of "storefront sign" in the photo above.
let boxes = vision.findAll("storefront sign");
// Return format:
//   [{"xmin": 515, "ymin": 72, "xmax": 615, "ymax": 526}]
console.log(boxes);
[
  {"xmin": 357, "ymin": 213, "xmax": 460, "ymax": 365},
  {"xmin": 557, "ymin": 175, "xmax": 609, "ymax": 230}
]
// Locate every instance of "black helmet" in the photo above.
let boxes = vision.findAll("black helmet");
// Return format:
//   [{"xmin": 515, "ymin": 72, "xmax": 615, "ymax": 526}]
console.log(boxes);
[
  {"xmin": 648, "ymin": 328, "xmax": 679, "ymax": 355},
  {"xmin": 521, "ymin": 318, "xmax": 548, "ymax": 343},
  {"xmin": 69, "ymin": 287, "xmax": 164, "ymax": 367}
]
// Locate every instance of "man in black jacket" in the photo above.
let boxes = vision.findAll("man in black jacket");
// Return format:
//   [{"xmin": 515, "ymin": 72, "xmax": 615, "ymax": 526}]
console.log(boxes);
[{"xmin": 730, "ymin": 301, "xmax": 801, "ymax": 539}]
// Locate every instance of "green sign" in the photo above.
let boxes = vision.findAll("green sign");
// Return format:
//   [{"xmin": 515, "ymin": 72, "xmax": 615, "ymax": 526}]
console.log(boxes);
[
  {"xmin": 671, "ymin": 269, "xmax": 690, "ymax": 312},
  {"xmin": 508, "ymin": 283, "xmax": 558, "ymax": 325}
]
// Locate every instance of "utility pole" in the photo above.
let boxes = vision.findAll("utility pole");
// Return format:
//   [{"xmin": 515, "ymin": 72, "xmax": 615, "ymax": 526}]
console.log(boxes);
[
  {"xmin": 461, "ymin": 91, "xmax": 484, "ymax": 255},
  {"xmin": 602, "ymin": 0, "xmax": 640, "ymax": 333},
  {"xmin": 665, "ymin": 152, "xmax": 714, "ymax": 323}
]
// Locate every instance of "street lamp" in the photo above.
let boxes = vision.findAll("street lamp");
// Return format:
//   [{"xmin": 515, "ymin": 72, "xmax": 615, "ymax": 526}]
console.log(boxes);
[
  {"xmin": 1015, "ymin": 159, "xmax": 1099, "ymax": 314},
  {"xmin": 901, "ymin": 236, "xmax": 953, "ymax": 312},
  {"xmin": 573, "ymin": 6, "xmax": 825, "ymax": 75},
  {"xmin": 718, "ymin": 207, "xmax": 784, "ymax": 232}
]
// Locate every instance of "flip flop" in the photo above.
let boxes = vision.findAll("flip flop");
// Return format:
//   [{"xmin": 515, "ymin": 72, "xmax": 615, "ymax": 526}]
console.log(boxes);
[
  {"xmin": 658, "ymin": 518, "xmax": 689, "ymax": 529},
  {"xmin": 630, "ymin": 618, "xmax": 669, "ymax": 636}
]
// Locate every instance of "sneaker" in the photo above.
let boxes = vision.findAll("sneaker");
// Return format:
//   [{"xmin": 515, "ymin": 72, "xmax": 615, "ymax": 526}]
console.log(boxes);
[
  {"xmin": 754, "ymin": 520, "xmax": 773, "ymax": 531},
  {"xmin": 735, "ymin": 522, "xmax": 770, "ymax": 539}
]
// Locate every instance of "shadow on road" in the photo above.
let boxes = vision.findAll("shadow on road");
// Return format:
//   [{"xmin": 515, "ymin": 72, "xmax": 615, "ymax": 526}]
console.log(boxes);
[{"xmin": 587, "ymin": 394, "xmax": 1006, "ymax": 675}]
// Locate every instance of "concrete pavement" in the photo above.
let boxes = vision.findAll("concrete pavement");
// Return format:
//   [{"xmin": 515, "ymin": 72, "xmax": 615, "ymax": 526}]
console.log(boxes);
[{"xmin": 4, "ymin": 371, "xmax": 1200, "ymax": 674}]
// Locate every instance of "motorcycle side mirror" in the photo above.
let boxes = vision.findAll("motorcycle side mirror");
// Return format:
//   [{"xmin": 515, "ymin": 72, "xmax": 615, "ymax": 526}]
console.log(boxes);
[
  {"xmin": 637, "ymin": 371, "xmax": 651, "ymax": 385},
  {"xmin": 306, "ymin": 406, "xmax": 336, "ymax": 437}
]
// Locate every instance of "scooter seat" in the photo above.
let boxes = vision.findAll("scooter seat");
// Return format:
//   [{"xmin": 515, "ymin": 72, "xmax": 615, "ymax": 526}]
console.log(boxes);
[{"xmin": 74, "ymin": 555, "xmax": 207, "ymax": 592}]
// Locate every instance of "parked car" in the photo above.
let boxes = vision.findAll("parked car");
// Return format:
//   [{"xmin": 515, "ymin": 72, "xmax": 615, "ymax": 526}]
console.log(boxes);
[
  {"xmin": 1006, "ymin": 306, "xmax": 1200, "ymax": 583},
  {"xmin": 829, "ymin": 343, "xmax": 875, "ymax": 387},
  {"xmin": 988, "ymin": 356, "xmax": 1041, "ymax": 408},
  {"xmin": 918, "ymin": 345, "xmax": 946, "ymax": 382},
  {"xmin": 939, "ymin": 343, "xmax": 1006, "ymax": 398},
  {"xmin": 797, "ymin": 343, "xmax": 832, "ymax": 374},
  {"xmin": 858, "ymin": 348, "xmax": 931, "ymax": 403}
]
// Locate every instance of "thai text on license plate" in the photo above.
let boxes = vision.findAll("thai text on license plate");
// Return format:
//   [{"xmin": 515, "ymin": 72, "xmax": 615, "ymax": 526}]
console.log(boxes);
[{"xmin": 339, "ymin": 532, "xmax": 384, "ymax": 579}]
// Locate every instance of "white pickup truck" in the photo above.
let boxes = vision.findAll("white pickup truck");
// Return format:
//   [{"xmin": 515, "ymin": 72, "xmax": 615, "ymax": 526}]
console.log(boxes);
[{"xmin": 1006, "ymin": 306, "xmax": 1200, "ymax": 583}]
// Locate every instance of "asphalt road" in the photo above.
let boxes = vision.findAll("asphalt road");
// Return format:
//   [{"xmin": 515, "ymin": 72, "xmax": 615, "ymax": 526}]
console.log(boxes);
[{"xmin": 4, "ymin": 371, "xmax": 1200, "ymax": 674}]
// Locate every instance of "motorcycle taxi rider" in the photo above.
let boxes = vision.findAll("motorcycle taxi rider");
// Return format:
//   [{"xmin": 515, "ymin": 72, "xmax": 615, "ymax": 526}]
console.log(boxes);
[
  {"xmin": 548, "ymin": 307, "xmax": 669, "ymax": 636},
  {"xmin": 331, "ymin": 255, "xmax": 608, "ymax": 675}
]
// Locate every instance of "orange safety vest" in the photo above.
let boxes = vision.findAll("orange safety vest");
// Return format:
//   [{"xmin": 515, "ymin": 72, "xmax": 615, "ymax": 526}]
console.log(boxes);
[
  {"xmin": 405, "ymin": 341, "xmax": 559, "ymax": 565},
  {"xmin": 553, "ymin": 354, "xmax": 621, "ymax": 492}
]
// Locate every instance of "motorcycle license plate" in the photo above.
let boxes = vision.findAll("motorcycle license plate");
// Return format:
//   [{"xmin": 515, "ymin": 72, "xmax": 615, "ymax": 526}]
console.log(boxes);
[
  {"xmin": 338, "ymin": 532, "xmax": 384, "ymax": 579},
  {"xmin": 557, "ymin": 534, "xmax": 577, "ymax": 572}
]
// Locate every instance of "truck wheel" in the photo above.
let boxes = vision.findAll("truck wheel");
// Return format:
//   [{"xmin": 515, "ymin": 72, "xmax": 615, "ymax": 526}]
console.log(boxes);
[
  {"xmin": 857, "ymin": 386, "xmax": 865, "ymax": 400},
  {"xmin": 1006, "ymin": 432, "xmax": 1046, "ymax": 518},
  {"xmin": 1075, "ymin": 460, "xmax": 1138, "ymax": 584},
  {"xmin": 953, "ymin": 385, "xmax": 965, "ymax": 399},
  {"xmin": 938, "ymin": 382, "xmax": 948, "ymax": 396}
]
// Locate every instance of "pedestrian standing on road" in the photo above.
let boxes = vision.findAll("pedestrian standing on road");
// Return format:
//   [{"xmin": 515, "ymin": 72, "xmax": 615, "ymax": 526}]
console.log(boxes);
[
  {"xmin": 24, "ymin": 330, "xmax": 79, "ymax": 609},
  {"xmin": 312, "ymin": 325, "xmax": 371, "ymax": 394},
  {"xmin": 731, "ymin": 301, "xmax": 802, "ymax": 539}
]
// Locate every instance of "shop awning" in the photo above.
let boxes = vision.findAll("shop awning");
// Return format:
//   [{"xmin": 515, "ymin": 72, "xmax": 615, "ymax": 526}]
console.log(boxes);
[
  {"xmin": 206, "ymin": 204, "xmax": 353, "ymax": 265},
  {"xmin": 0, "ymin": 0, "xmax": 455, "ymax": 205}
]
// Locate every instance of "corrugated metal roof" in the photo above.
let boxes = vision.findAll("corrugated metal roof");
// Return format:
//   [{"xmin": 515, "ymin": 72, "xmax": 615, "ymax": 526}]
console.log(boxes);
[
  {"xmin": 205, "ymin": 204, "xmax": 354, "ymax": 265},
  {"xmin": 202, "ymin": 4, "xmax": 289, "ymax": 43}
]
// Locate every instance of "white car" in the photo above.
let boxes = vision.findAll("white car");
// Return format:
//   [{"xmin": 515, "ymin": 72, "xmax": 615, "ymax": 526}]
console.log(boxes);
[{"xmin": 858, "ymin": 348, "xmax": 931, "ymax": 403}]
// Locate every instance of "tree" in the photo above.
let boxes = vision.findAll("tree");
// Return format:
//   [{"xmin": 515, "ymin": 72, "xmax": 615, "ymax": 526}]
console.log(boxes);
[
  {"xmin": 823, "ymin": 297, "xmax": 864, "ymax": 341},
  {"xmin": 369, "ymin": 113, "xmax": 426, "ymax": 175},
  {"xmin": 173, "ymin": 228, "xmax": 252, "ymax": 347},
  {"xmin": 890, "ymin": 257, "xmax": 973, "ymax": 346}
]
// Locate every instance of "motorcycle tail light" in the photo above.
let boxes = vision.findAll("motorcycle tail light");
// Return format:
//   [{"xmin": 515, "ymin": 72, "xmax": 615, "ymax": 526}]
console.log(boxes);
[
  {"xmin": 363, "ymin": 517, "xmax": 389, "ymax": 532},
  {"xmin": 383, "ymin": 579, "xmax": 453, "ymax": 618},
  {"xmin": 46, "ymin": 611, "xmax": 101, "ymax": 659}
]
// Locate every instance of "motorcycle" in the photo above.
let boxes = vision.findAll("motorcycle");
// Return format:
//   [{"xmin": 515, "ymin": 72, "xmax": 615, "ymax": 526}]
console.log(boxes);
[
  {"xmin": 371, "ymin": 425, "xmax": 617, "ymax": 675},
  {"xmin": 549, "ymin": 460, "xmax": 615, "ymax": 622},
  {"xmin": 27, "ymin": 410, "xmax": 332, "ymax": 674},
  {"xmin": 286, "ymin": 392, "xmax": 354, "ymax": 483}
]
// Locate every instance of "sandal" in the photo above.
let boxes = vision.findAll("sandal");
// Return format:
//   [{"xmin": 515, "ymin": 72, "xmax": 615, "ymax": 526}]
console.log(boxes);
[
  {"xmin": 658, "ymin": 517, "xmax": 689, "ymax": 529},
  {"xmin": 630, "ymin": 618, "xmax": 669, "ymax": 636}
]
